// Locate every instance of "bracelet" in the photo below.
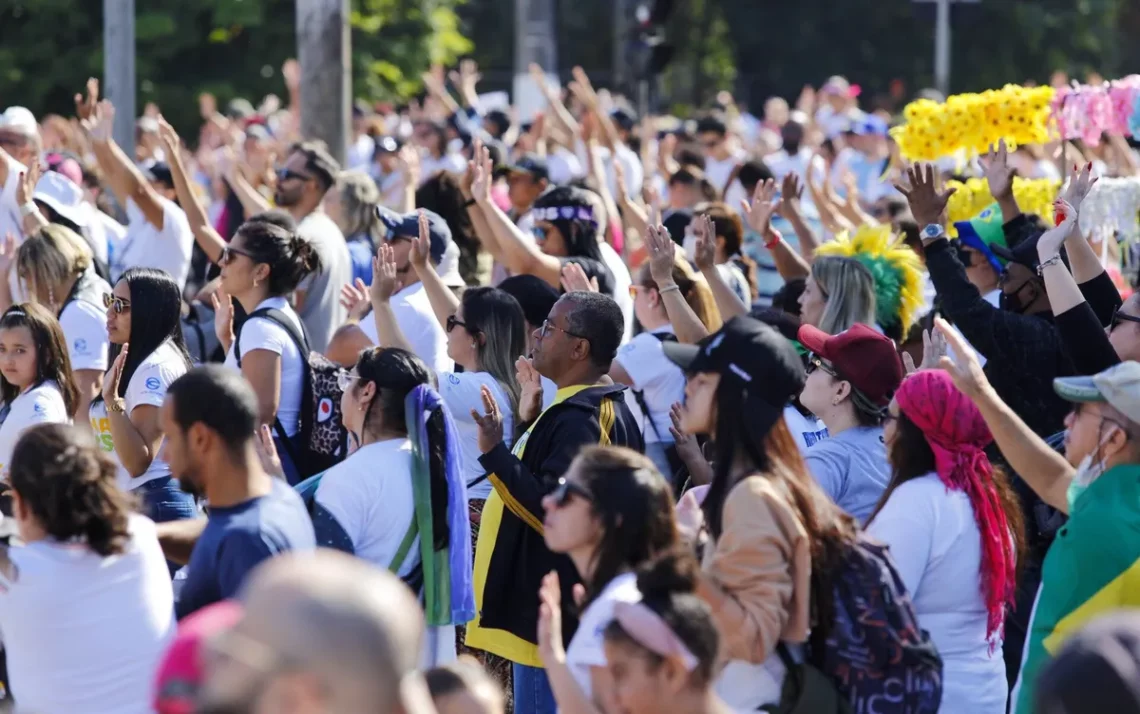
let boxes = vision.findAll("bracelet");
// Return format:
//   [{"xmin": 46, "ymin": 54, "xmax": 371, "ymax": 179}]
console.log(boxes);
[
  {"xmin": 106, "ymin": 399, "xmax": 127, "ymax": 414},
  {"xmin": 658, "ymin": 284, "xmax": 681, "ymax": 295},
  {"xmin": 1037, "ymin": 254, "xmax": 1063, "ymax": 275},
  {"xmin": 764, "ymin": 228, "xmax": 783, "ymax": 250},
  {"xmin": 18, "ymin": 202, "xmax": 37, "ymax": 218},
  {"xmin": 463, "ymin": 197, "xmax": 477, "ymax": 208}
]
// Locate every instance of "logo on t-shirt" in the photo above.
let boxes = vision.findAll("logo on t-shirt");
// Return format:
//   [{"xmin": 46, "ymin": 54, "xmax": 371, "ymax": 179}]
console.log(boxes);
[
  {"xmin": 32, "ymin": 402, "xmax": 45, "ymax": 415},
  {"xmin": 145, "ymin": 377, "xmax": 161, "ymax": 391},
  {"xmin": 317, "ymin": 397, "xmax": 334, "ymax": 423},
  {"xmin": 448, "ymin": 374, "xmax": 461, "ymax": 385},
  {"xmin": 74, "ymin": 338, "xmax": 88, "ymax": 355}
]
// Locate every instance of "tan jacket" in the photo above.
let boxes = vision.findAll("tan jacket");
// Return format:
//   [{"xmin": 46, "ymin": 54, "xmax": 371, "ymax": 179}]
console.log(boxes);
[{"xmin": 697, "ymin": 472, "xmax": 812, "ymax": 663}]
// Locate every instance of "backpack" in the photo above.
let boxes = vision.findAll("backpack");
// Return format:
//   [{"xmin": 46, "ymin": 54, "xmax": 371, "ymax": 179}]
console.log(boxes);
[
  {"xmin": 629, "ymin": 331, "xmax": 700, "ymax": 494},
  {"xmin": 235, "ymin": 307, "xmax": 349, "ymax": 479},
  {"xmin": 181, "ymin": 300, "xmax": 221, "ymax": 365}
]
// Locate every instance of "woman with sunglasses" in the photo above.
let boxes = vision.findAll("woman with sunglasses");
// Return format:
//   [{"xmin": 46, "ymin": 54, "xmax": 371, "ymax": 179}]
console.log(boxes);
[
  {"xmin": 0, "ymin": 303, "xmax": 79, "ymax": 479},
  {"xmin": 535, "ymin": 446, "xmax": 678, "ymax": 713},
  {"xmin": 15, "ymin": 224, "xmax": 111, "ymax": 420},
  {"xmin": 94, "ymin": 267, "xmax": 195, "ymax": 525},
  {"xmin": 312, "ymin": 346, "xmax": 473, "ymax": 666},
  {"xmin": 368, "ymin": 211, "xmax": 527, "ymax": 509},
  {"xmin": 214, "ymin": 219, "xmax": 322, "ymax": 484}
]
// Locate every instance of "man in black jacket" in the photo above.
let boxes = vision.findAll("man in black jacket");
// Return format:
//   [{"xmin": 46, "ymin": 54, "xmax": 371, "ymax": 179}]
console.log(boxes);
[{"xmin": 466, "ymin": 291, "xmax": 643, "ymax": 714}]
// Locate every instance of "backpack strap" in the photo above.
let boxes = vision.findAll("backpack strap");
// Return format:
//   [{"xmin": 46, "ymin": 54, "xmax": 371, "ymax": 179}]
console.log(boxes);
[
  {"xmin": 632, "ymin": 332, "xmax": 677, "ymax": 443},
  {"xmin": 389, "ymin": 518, "xmax": 419, "ymax": 573}
]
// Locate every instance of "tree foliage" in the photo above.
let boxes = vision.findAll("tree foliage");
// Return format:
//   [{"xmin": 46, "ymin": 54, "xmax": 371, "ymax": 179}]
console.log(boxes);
[{"xmin": 0, "ymin": 0, "xmax": 469, "ymax": 137}]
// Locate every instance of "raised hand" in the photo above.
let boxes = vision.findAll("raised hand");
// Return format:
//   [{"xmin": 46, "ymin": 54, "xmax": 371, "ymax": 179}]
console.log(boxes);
[
  {"xmin": 980, "ymin": 139, "xmax": 1015, "ymax": 202},
  {"xmin": 741, "ymin": 178, "xmax": 781, "ymax": 235},
  {"xmin": 935, "ymin": 317, "xmax": 991, "ymax": 400},
  {"xmin": 470, "ymin": 384, "xmax": 505, "ymax": 453},
  {"xmin": 83, "ymin": 100, "xmax": 116, "ymax": 143},
  {"xmin": 397, "ymin": 144, "xmax": 421, "ymax": 187},
  {"xmin": 1059, "ymin": 162, "xmax": 1098, "ymax": 217},
  {"xmin": 15, "ymin": 165, "xmax": 40, "ymax": 208},
  {"xmin": 1037, "ymin": 199, "xmax": 1078, "ymax": 262},
  {"xmin": 669, "ymin": 401, "xmax": 702, "ymax": 464},
  {"xmin": 210, "ymin": 288, "xmax": 235, "ymax": 350},
  {"xmin": 896, "ymin": 163, "xmax": 956, "ymax": 230},
  {"xmin": 339, "ymin": 278, "xmax": 372, "ymax": 323},
  {"xmin": 155, "ymin": 115, "xmax": 181, "ymax": 154},
  {"xmin": 449, "ymin": 59, "xmax": 482, "ymax": 95},
  {"xmin": 645, "ymin": 223, "xmax": 677, "ymax": 288},
  {"xmin": 102, "ymin": 344, "xmax": 129, "ymax": 406},
  {"xmin": 470, "ymin": 142, "xmax": 493, "ymax": 205},
  {"xmin": 691, "ymin": 214, "xmax": 717, "ymax": 272},
  {"xmin": 254, "ymin": 424, "xmax": 285, "ymax": 478},
  {"xmin": 568, "ymin": 66, "xmax": 599, "ymax": 109},
  {"xmin": 778, "ymin": 172, "xmax": 804, "ymax": 217},
  {"xmin": 410, "ymin": 209, "xmax": 432, "ymax": 271},
  {"xmin": 370, "ymin": 243, "xmax": 401, "ymax": 304},
  {"xmin": 0, "ymin": 233, "xmax": 18, "ymax": 277},
  {"xmin": 560, "ymin": 261, "xmax": 598, "ymax": 293},
  {"xmin": 74, "ymin": 77, "xmax": 99, "ymax": 122},
  {"xmin": 537, "ymin": 571, "xmax": 566, "ymax": 667},
  {"xmin": 516, "ymin": 356, "xmax": 544, "ymax": 424}
]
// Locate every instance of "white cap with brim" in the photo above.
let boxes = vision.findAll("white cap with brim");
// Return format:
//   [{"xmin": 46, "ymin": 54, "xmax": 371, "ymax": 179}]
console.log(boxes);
[
  {"xmin": 0, "ymin": 107, "xmax": 37, "ymax": 137},
  {"xmin": 1053, "ymin": 361, "xmax": 1140, "ymax": 425},
  {"xmin": 33, "ymin": 172, "xmax": 89, "ymax": 228},
  {"xmin": 435, "ymin": 241, "xmax": 465, "ymax": 288}
]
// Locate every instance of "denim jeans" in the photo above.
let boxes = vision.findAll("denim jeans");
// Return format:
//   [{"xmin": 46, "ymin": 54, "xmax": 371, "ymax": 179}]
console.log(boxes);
[
  {"xmin": 136, "ymin": 477, "xmax": 197, "ymax": 576},
  {"xmin": 512, "ymin": 663, "xmax": 556, "ymax": 714},
  {"xmin": 274, "ymin": 433, "xmax": 302, "ymax": 486}
]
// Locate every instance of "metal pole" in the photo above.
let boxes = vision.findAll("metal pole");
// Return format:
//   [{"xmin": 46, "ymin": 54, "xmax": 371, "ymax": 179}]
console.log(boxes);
[
  {"xmin": 296, "ymin": 0, "xmax": 350, "ymax": 165},
  {"xmin": 103, "ymin": 0, "xmax": 136, "ymax": 157},
  {"xmin": 934, "ymin": 0, "xmax": 951, "ymax": 95},
  {"xmin": 513, "ymin": 0, "xmax": 558, "ymax": 122}
]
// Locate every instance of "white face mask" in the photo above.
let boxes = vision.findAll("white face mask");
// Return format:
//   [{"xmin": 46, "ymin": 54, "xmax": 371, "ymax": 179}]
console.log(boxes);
[{"xmin": 1067, "ymin": 423, "xmax": 1122, "ymax": 510}]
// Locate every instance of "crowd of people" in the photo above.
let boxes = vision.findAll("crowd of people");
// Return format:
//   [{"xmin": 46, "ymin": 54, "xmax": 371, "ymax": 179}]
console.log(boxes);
[{"xmin": 0, "ymin": 60, "xmax": 1137, "ymax": 714}]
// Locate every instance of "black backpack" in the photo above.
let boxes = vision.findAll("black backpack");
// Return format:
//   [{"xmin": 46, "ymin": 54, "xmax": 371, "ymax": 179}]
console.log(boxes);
[{"xmin": 235, "ymin": 308, "xmax": 349, "ymax": 478}]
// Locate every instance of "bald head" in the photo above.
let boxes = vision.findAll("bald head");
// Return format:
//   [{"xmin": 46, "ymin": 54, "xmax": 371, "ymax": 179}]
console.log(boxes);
[{"xmin": 199, "ymin": 550, "xmax": 431, "ymax": 714}]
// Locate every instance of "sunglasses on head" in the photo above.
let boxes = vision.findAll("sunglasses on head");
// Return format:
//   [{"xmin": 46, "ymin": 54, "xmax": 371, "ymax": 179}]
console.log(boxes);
[
  {"xmin": 102, "ymin": 293, "xmax": 131, "ymax": 314},
  {"xmin": 549, "ymin": 477, "xmax": 593, "ymax": 508},
  {"xmin": 1111, "ymin": 309, "xmax": 1140, "ymax": 330}
]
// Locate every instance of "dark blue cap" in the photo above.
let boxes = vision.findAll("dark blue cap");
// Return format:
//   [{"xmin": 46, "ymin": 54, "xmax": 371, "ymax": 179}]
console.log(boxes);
[{"xmin": 375, "ymin": 207, "xmax": 452, "ymax": 264}]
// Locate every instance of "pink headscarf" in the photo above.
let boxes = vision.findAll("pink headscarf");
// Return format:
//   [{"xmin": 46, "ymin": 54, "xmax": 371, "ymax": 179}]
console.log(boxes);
[{"xmin": 895, "ymin": 370, "xmax": 1016, "ymax": 646}]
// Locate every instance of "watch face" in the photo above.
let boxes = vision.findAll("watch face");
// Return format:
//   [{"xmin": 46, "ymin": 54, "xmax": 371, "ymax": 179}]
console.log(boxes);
[{"xmin": 922, "ymin": 225, "xmax": 943, "ymax": 239}]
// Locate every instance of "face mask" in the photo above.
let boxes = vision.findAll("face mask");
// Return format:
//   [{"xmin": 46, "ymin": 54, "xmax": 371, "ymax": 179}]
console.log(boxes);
[{"xmin": 1067, "ymin": 423, "xmax": 1122, "ymax": 510}]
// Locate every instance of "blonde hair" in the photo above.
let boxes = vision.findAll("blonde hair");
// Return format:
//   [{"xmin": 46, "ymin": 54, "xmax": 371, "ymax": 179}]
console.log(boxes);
[
  {"xmin": 17, "ymin": 224, "xmax": 93, "ymax": 308},
  {"xmin": 640, "ymin": 256, "xmax": 723, "ymax": 332},
  {"xmin": 811, "ymin": 255, "xmax": 877, "ymax": 335}
]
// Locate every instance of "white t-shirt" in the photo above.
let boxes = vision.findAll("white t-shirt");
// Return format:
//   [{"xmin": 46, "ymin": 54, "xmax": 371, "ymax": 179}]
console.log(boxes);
[
  {"xmin": 225, "ymin": 297, "xmax": 305, "ymax": 437},
  {"xmin": 566, "ymin": 572, "xmax": 641, "ymax": 702},
  {"xmin": 112, "ymin": 197, "xmax": 194, "ymax": 290},
  {"xmin": 615, "ymin": 326, "xmax": 683, "ymax": 444},
  {"xmin": 315, "ymin": 439, "xmax": 419, "ymax": 575},
  {"xmin": 703, "ymin": 151, "xmax": 745, "ymax": 194},
  {"xmin": 346, "ymin": 133, "xmax": 376, "ymax": 171},
  {"xmin": 90, "ymin": 340, "xmax": 189, "ymax": 492},
  {"xmin": 439, "ymin": 372, "xmax": 513, "ymax": 501},
  {"xmin": 0, "ymin": 514, "xmax": 176, "ymax": 714},
  {"xmin": 598, "ymin": 241, "xmax": 634, "ymax": 344},
  {"xmin": 59, "ymin": 271, "xmax": 112, "ymax": 373},
  {"xmin": 0, "ymin": 381, "xmax": 70, "ymax": 477},
  {"xmin": 360, "ymin": 282, "xmax": 454, "ymax": 376},
  {"xmin": 867, "ymin": 473, "xmax": 1009, "ymax": 714}
]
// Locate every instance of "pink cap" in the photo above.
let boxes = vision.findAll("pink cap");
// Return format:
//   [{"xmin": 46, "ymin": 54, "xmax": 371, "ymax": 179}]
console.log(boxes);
[{"xmin": 153, "ymin": 600, "xmax": 243, "ymax": 714}]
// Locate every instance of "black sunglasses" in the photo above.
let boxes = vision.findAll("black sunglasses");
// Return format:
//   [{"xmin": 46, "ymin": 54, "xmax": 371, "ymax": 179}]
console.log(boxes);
[
  {"xmin": 806, "ymin": 354, "xmax": 839, "ymax": 379},
  {"xmin": 276, "ymin": 168, "xmax": 311, "ymax": 183},
  {"xmin": 102, "ymin": 293, "xmax": 131, "ymax": 314},
  {"xmin": 549, "ymin": 478, "xmax": 593, "ymax": 508},
  {"xmin": 1111, "ymin": 309, "xmax": 1140, "ymax": 330},
  {"xmin": 446, "ymin": 315, "xmax": 469, "ymax": 333},
  {"xmin": 219, "ymin": 246, "xmax": 257, "ymax": 266}
]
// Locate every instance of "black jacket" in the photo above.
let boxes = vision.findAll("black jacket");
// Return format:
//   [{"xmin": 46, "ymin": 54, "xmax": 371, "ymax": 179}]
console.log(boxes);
[{"xmin": 476, "ymin": 383, "xmax": 644, "ymax": 647}]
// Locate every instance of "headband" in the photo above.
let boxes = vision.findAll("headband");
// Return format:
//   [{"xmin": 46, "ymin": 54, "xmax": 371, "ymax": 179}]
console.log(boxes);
[
  {"xmin": 612, "ymin": 601, "xmax": 698, "ymax": 671},
  {"xmin": 532, "ymin": 205, "xmax": 597, "ymax": 226}
]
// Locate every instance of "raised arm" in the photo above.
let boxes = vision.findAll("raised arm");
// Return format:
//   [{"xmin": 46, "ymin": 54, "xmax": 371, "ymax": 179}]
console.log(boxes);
[
  {"xmin": 743, "ymin": 179, "xmax": 810, "ymax": 281},
  {"xmin": 221, "ymin": 151, "xmax": 272, "ymax": 219},
  {"xmin": 459, "ymin": 146, "xmax": 504, "ymax": 264},
  {"xmin": 84, "ymin": 99, "xmax": 168, "ymax": 231},
  {"xmin": 645, "ymin": 223, "xmax": 709, "ymax": 344},
  {"xmin": 529, "ymin": 63, "xmax": 579, "ymax": 139},
  {"xmin": 1061, "ymin": 163, "xmax": 1107, "ymax": 285},
  {"xmin": 156, "ymin": 117, "xmax": 226, "ymax": 262},
  {"xmin": 448, "ymin": 60, "xmax": 482, "ymax": 111},
  {"xmin": 775, "ymin": 173, "xmax": 822, "ymax": 263},
  {"xmin": 14, "ymin": 164, "xmax": 50, "ymax": 235},
  {"xmin": 369, "ymin": 244, "xmax": 416, "ymax": 354},
  {"xmin": 692, "ymin": 214, "xmax": 748, "ymax": 321},
  {"xmin": 409, "ymin": 210, "xmax": 460, "ymax": 328},
  {"xmin": 980, "ymin": 140, "xmax": 1022, "ymax": 224}
]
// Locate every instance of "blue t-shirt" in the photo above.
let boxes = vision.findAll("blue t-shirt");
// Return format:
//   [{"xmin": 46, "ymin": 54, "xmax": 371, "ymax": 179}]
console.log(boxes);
[
  {"xmin": 805, "ymin": 426, "xmax": 890, "ymax": 525},
  {"xmin": 346, "ymin": 235, "xmax": 375, "ymax": 287},
  {"xmin": 175, "ymin": 479, "xmax": 315, "ymax": 619}
]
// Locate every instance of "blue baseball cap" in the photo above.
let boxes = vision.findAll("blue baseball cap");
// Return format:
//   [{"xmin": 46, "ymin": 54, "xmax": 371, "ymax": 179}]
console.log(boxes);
[
  {"xmin": 375, "ymin": 207, "xmax": 452, "ymax": 264},
  {"xmin": 852, "ymin": 115, "xmax": 889, "ymax": 137}
]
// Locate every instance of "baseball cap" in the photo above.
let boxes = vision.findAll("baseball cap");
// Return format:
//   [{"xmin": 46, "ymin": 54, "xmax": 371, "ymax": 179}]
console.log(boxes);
[
  {"xmin": 376, "ymin": 207, "xmax": 452, "ymax": 264},
  {"xmin": 954, "ymin": 203, "xmax": 1008, "ymax": 273},
  {"xmin": 797, "ymin": 323, "xmax": 904, "ymax": 408},
  {"xmin": 663, "ymin": 316, "xmax": 806, "ymax": 432},
  {"xmin": 851, "ymin": 114, "xmax": 889, "ymax": 137},
  {"xmin": 374, "ymin": 136, "xmax": 401, "ymax": 154},
  {"xmin": 140, "ymin": 161, "xmax": 174, "ymax": 188},
  {"xmin": 1053, "ymin": 361, "xmax": 1140, "ymax": 425},
  {"xmin": 611, "ymin": 108, "xmax": 638, "ymax": 133},
  {"xmin": 1035, "ymin": 612, "xmax": 1140, "ymax": 714},
  {"xmin": 153, "ymin": 600, "xmax": 243, "ymax": 714},
  {"xmin": 990, "ymin": 230, "xmax": 1067, "ymax": 273},
  {"xmin": 0, "ymin": 106, "xmax": 37, "ymax": 137},
  {"xmin": 435, "ymin": 241, "xmax": 465, "ymax": 288},
  {"xmin": 33, "ymin": 171, "xmax": 89, "ymax": 228},
  {"xmin": 501, "ymin": 153, "xmax": 549, "ymax": 182}
]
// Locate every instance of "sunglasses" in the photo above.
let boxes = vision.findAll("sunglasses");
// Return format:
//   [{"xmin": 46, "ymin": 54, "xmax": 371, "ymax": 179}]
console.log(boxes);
[
  {"xmin": 549, "ymin": 477, "xmax": 593, "ymax": 508},
  {"xmin": 276, "ymin": 168, "xmax": 311, "ymax": 183},
  {"xmin": 531, "ymin": 225, "xmax": 549, "ymax": 242},
  {"xmin": 219, "ymin": 246, "xmax": 256, "ymax": 265},
  {"xmin": 806, "ymin": 355, "xmax": 839, "ymax": 379},
  {"xmin": 446, "ymin": 315, "xmax": 469, "ymax": 333},
  {"xmin": 1110, "ymin": 309, "xmax": 1140, "ymax": 331},
  {"xmin": 102, "ymin": 293, "xmax": 131, "ymax": 314}
]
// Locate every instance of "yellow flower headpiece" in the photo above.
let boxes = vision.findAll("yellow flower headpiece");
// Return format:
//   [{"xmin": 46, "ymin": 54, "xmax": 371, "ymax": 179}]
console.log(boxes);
[
  {"xmin": 946, "ymin": 177, "xmax": 1061, "ymax": 237},
  {"xmin": 815, "ymin": 224, "xmax": 925, "ymax": 333},
  {"xmin": 890, "ymin": 84, "xmax": 1056, "ymax": 161}
]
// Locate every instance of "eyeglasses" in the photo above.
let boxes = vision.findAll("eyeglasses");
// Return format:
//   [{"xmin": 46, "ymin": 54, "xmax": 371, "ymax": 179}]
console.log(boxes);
[
  {"xmin": 539, "ymin": 319, "xmax": 588, "ymax": 341},
  {"xmin": 102, "ymin": 293, "xmax": 131, "ymax": 314},
  {"xmin": 276, "ymin": 168, "xmax": 311, "ymax": 183},
  {"xmin": 549, "ymin": 477, "xmax": 593, "ymax": 508},
  {"xmin": 219, "ymin": 245, "xmax": 256, "ymax": 266},
  {"xmin": 446, "ymin": 315, "xmax": 469, "ymax": 333},
  {"xmin": 531, "ymin": 225, "xmax": 549, "ymax": 242},
  {"xmin": 806, "ymin": 355, "xmax": 839, "ymax": 379},
  {"xmin": 336, "ymin": 372, "xmax": 360, "ymax": 391},
  {"xmin": 1110, "ymin": 309, "xmax": 1140, "ymax": 331}
]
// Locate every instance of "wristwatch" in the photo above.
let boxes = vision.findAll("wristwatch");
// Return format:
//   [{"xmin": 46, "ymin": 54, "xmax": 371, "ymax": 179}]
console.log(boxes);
[
  {"xmin": 106, "ymin": 399, "xmax": 126, "ymax": 414},
  {"xmin": 921, "ymin": 224, "xmax": 945, "ymax": 242}
]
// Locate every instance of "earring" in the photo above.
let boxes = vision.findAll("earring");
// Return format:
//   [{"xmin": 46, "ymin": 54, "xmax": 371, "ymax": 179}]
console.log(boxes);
[
  {"xmin": 48, "ymin": 287, "xmax": 55, "ymax": 306},
  {"xmin": 253, "ymin": 279, "xmax": 260, "ymax": 289}
]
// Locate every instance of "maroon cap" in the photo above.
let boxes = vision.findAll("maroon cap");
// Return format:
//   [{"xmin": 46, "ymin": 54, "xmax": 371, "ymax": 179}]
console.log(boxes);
[
  {"xmin": 153, "ymin": 601, "xmax": 243, "ymax": 714},
  {"xmin": 797, "ymin": 323, "xmax": 904, "ymax": 407}
]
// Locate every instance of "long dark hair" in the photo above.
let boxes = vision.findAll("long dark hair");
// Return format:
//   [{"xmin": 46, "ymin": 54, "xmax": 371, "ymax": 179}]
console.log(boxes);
[
  {"xmin": 233, "ymin": 220, "xmax": 322, "ymax": 297},
  {"xmin": 573, "ymin": 446, "xmax": 678, "ymax": 606},
  {"xmin": 460, "ymin": 287, "xmax": 526, "ymax": 426},
  {"xmin": 10, "ymin": 424, "xmax": 131, "ymax": 557},
  {"xmin": 110, "ymin": 268, "xmax": 193, "ymax": 399},
  {"xmin": 0, "ymin": 303, "xmax": 80, "ymax": 415},
  {"xmin": 533, "ymin": 186, "xmax": 606, "ymax": 263},
  {"xmin": 417, "ymin": 172, "xmax": 478, "ymax": 282},
  {"xmin": 870, "ymin": 410, "xmax": 1027, "ymax": 574},
  {"xmin": 354, "ymin": 347, "xmax": 450, "ymax": 550}
]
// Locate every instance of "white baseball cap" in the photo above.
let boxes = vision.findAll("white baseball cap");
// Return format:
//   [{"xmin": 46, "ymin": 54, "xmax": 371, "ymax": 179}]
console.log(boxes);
[
  {"xmin": 33, "ymin": 172, "xmax": 88, "ymax": 229},
  {"xmin": 0, "ymin": 107, "xmax": 37, "ymax": 137},
  {"xmin": 436, "ymin": 241, "xmax": 465, "ymax": 288},
  {"xmin": 1054, "ymin": 361, "xmax": 1140, "ymax": 425}
]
